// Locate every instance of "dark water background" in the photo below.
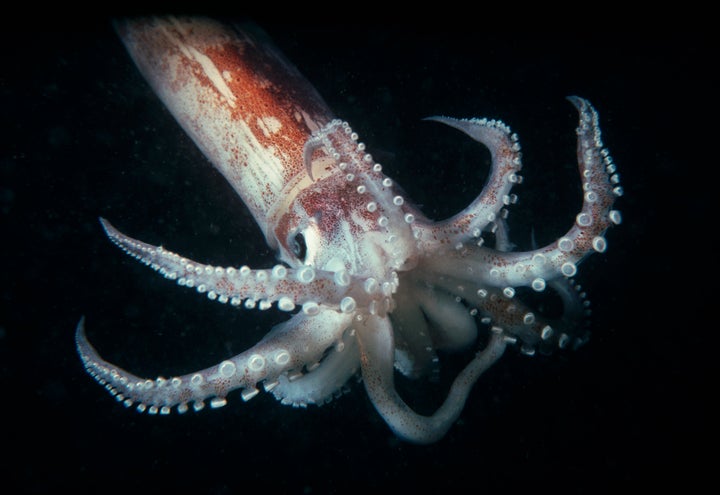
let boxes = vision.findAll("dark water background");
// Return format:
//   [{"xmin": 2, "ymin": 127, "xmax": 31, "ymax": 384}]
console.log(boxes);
[{"xmin": 1, "ymin": 16, "xmax": 710, "ymax": 494}]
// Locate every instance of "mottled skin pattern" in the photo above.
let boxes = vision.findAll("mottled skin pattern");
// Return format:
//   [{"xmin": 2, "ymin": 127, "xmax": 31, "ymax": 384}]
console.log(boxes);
[{"xmin": 76, "ymin": 17, "xmax": 622, "ymax": 444}]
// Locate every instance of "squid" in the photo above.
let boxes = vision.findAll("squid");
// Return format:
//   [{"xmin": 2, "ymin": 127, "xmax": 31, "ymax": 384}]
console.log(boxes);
[{"xmin": 76, "ymin": 17, "xmax": 622, "ymax": 444}]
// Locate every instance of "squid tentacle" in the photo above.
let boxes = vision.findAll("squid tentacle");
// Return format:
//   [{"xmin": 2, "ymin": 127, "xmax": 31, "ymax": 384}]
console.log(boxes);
[
  {"xmin": 76, "ymin": 309, "xmax": 353, "ymax": 413},
  {"xmin": 388, "ymin": 284, "xmax": 437, "ymax": 379},
  {"xmin": 269, "ymin": 326, "xmax": 360, "ymax": 407},
  {"xmin": 412, "ymin": 114, "xmax": 524, "ymax": 246},
  {"xmin": 415, "ymin": 265, "xmax": 589, "ymax": 354},
  {"xmin": 100, "ymin": 218, "xmax": 385, "ymax": 316},
  {"xmin": 356, "ymin": 315, "xmax": 508, "ymax": 445},
  {"xmin": 422, "ymin": 97, "xmax": 622, "ymax": 293},
  {"xmin": 414, "ymin": 284, "xmax": 478, "ymax": 352}
]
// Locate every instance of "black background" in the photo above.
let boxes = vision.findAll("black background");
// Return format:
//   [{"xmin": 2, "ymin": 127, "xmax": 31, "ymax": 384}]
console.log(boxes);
[{"xmin": 2, "ymin": 15, "xmax": 710, "ymax": 494}]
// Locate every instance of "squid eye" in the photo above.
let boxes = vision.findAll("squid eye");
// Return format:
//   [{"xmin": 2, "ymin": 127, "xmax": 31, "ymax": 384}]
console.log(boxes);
[{"xmin": 291, "ymin": 233, "xmax": 307, "ymax": 261}]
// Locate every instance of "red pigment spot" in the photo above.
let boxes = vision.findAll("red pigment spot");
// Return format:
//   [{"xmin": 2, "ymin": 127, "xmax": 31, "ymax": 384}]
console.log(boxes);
[
  {"xmin": 216, "ymin": 278, "xmax": 236, "ymax": 294},
  {"xmin": 298, "ymin": 179, "xmax": 372, "ymax": 235},
  {"xmin": 275, "ymin": 174, "xmax": 377, "ymax": 251}
]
